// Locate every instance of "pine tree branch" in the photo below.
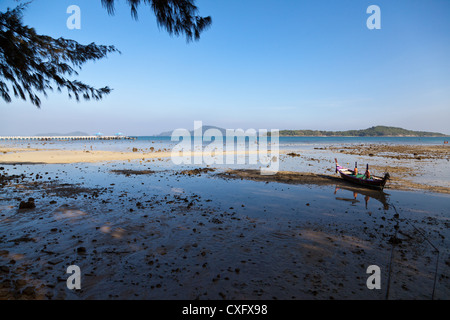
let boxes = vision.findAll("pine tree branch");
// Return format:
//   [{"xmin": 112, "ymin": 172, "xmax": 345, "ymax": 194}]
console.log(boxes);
[{"xmin": 0, "ymin": 4, "xmax": 119, "ymax": 107}]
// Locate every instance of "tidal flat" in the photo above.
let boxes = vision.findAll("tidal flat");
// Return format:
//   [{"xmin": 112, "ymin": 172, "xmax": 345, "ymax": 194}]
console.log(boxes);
[{"xmin": 0, "ymin": 142, "xmax": 449, "ymax": 300}]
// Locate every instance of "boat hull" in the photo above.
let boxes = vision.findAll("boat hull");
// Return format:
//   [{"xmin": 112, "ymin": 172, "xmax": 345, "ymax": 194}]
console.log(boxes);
[
  {"xmin": 337, "ymin": 171, "xmax": 387, "ymax": 190},
  {"xmin": 335, "ymin": 159, "xmax": 389, "ymax": 190}
]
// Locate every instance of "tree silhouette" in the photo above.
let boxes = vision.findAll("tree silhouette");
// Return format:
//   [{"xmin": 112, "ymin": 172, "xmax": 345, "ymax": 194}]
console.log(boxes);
[
  {"xmin": 101, "ymin": 0, "xmax": 212, "ymax": 42},
  {"xmin": 0, "ymin": 1, "xmax": 211, "ymax": 107}
]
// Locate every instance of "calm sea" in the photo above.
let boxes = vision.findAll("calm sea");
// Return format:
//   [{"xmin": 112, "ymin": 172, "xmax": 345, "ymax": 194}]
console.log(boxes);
[{"xmin": 1, "ymin": 135, "xmax": 448, "ymax": 152}]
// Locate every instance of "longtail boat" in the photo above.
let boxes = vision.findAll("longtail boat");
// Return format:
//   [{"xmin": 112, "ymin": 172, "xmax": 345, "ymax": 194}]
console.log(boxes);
[{"xmin": 335, "ymin": 158, "xmax": 390, "ymax": 190}]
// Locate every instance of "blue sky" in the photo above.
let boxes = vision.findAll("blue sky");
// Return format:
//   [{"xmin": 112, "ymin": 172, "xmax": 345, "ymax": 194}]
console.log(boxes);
[{"xmin": 1, "ymin": 0, "xmax": 449, "ymax": 135}]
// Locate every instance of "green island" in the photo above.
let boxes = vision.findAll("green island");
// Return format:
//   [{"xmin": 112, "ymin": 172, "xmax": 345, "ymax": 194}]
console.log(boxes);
[{"xmin": 279, "ymin": 126, "xmax": 448, "ymax": 137}]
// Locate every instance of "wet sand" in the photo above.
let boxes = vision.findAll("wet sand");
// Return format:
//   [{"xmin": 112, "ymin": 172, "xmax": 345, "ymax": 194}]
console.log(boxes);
[
  {"xmin": 221, "ymin": 168, "xmax": 450, "ymax": 194},
  {"xmin": 328, "ymin": 144, "xmax": 449, "ymax": 160},
  {"xmin": 1, "ymin": 143, "xmax": 449, "ymax": 194},
  {"xmin": 0, "ymin": 143, "xmax": 449, "ymax": 300},
  {"xmin": 0, "ymin": 147, "xmax": 279, "ymax": 165},
  {"xmin": 325, "ymin": 144, "xmax": 450, "ymax": 194}
]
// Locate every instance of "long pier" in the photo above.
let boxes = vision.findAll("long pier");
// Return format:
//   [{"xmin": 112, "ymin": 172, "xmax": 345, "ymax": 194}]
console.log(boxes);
[{"xmin": 0, "ymin": 136, "xmax": 135, "ymax": 141}]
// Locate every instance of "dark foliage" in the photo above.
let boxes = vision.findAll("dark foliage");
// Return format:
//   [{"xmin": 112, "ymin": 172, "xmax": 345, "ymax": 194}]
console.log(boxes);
[
  {"xmin": 0, "ymin": 4, "xmax": 119, "ymax": 107},
  {"xmin": 101, "ymin": 0, "xmax": 212, "ymax": 42},
  {"xmin": 0, "ymin": 1, "xmax": 211, "ymax": 107}
]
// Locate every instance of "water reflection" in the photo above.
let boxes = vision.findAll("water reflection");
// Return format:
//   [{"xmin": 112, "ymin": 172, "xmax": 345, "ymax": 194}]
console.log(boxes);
[{"xmin": 334, "ymin": 185, "xmax": 389, "ymax": 210}]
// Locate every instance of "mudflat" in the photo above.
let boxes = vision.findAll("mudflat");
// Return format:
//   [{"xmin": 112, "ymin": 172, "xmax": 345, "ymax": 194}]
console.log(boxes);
[{"xmin": 0, "ymin": 142, "xmax": 449, "ymax": 300}]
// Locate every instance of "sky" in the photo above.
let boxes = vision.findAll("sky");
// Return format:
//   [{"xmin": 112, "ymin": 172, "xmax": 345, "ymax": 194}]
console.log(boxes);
[{"xmin": 1, "ymin": 0, "xmax": 449, "ymax": 136}]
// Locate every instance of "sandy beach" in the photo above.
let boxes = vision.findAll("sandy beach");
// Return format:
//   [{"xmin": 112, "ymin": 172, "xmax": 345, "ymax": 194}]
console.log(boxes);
[
  {"xmin": 0, "ymin": 142, "xmax": 449, "ymax": 300},
  {"xmin": 2, "ymin": 0, "xmax": 450, "ymax": 307},
  {"xmin": 0, "ymin": 147, "xmax": 269, "ymax": 164},
  {"xmin": 3, "ymin": 143, "xmax": 448, "ymax": 193}
]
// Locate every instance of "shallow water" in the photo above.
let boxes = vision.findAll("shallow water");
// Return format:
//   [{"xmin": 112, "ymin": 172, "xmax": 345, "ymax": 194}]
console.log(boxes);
[
  {"xmin": 0, "ymin": 160, "xmax": 448, "ymax": 300},
  {"xmin": 2, "ymin": 136, "xmax": 449, "ymax": 188},
  {"xmin": 2, "ymin": 135, "xmax": 448, "ymax": 152}
]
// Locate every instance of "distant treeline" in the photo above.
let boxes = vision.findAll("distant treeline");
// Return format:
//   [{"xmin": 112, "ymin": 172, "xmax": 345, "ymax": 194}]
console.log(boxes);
[{"xmin": 279, "ymin": 126, "xmax": 447, "ymax": 137}]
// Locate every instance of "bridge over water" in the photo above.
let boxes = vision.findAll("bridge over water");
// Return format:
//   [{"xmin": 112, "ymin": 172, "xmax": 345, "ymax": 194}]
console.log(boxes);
[{"xmin": 0, "ymin": 136, "xmax": 135, "ymax": 141}]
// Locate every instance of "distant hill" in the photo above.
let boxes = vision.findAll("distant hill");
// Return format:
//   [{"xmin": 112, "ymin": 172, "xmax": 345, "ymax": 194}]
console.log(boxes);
[
  {"xmin": 35, "ymin": 131, "xmax": 90, "ymax": 137},
  {"xmin": 158, "ymin": 125, "xmax": 227, "ymax": 137},
  {"xmin": 279, "ymin": 126, "xmax": 448, "ymax": 137},
  {"xmin": 158, "ymin": 125, "xmax": 448, "ymax": 137}
]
